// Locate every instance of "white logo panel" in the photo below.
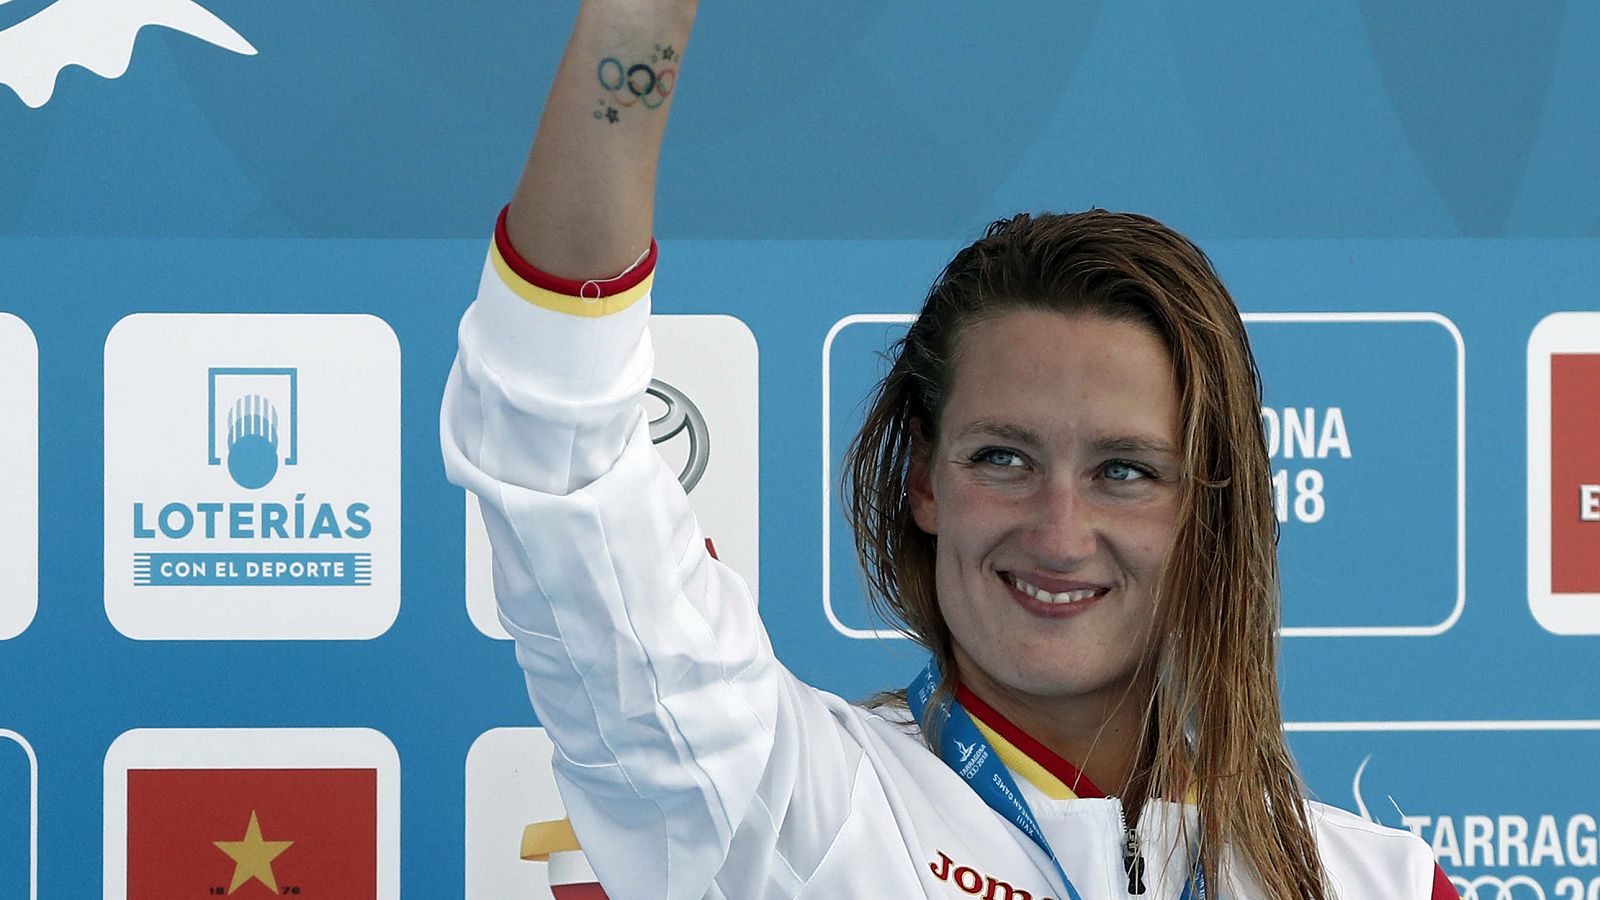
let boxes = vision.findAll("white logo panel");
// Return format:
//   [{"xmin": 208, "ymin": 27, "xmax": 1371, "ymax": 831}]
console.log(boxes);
[
  {"xmin": 466, "ymin": 314, "xmax": 759, "ymax": 639},
  {"xmin": 1528, "ymin": 313, "xmax": 1600, "ymax": 633},
  {"xmin": 0, "ymin": 729, "xmax": 37, "ymax": 900},
  {"xmin": 103, "ymin": 727, "xmax": 400, "ymax": 900},
  {"xmin": 0, "ymin": 315, "xmax": 37, "ymax": 640},
  {"xmin": 466, "ymin": 727, "xmax": 607, "ymax": 899},
  {"xmin": 104, "ymin": 314, "xmax": 400, "ymax": 639}
]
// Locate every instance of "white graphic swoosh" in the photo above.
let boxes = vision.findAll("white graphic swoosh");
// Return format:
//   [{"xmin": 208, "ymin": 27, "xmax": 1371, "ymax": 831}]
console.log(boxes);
[
  {"xmin": 1351, "ymin": 754, "xmax": 1373, "ymax": 822},
  {"xmin": 0, "ymin": 0, "xmax": 256, "ymax": 108}
]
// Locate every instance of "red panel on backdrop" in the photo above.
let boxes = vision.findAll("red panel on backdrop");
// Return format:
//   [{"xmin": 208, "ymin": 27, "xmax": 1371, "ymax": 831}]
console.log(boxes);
[
  {"xmin": 126, "ymin": 767, "xmax": 377, "ymax": 899},
  {"xmin": 1552, "ymin": 354, "xmax": 1600, "ymax": 594}
]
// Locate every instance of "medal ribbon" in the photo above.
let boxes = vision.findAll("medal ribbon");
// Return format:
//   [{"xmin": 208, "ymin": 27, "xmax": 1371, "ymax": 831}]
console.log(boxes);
[{"xmin": 909, "ymin": 658, "xmax": 1208, "ymax": 899}]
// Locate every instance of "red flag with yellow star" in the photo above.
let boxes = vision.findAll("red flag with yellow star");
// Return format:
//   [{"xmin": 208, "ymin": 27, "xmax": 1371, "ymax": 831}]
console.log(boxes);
[{"xmin": 126, "ymin": 767, "xmax": 377, "ymax": 899}]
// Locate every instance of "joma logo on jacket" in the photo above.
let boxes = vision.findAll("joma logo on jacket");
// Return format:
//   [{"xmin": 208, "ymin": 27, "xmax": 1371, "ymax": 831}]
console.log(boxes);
[{"xmin": 929, "ymin": 850, "xmax": 1055, "ymax": 900}]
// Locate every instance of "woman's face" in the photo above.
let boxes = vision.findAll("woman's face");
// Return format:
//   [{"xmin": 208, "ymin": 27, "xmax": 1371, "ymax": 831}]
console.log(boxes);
[{"xmin": 909, "ymin": 308, "xmax": 1183, "ymax": 710}]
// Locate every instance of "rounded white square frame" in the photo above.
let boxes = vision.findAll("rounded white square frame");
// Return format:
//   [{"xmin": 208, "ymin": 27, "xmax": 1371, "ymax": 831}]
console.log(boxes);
[
  {"xmin": 102, "ymin": 727, "xmax": 400, "ymax": 899},
  {"xmin": 103, "ymin": 314, "xmax": 401, "ymax": 640},
  {"xmin": 465, "ymin": 314, "xmax": 759, "ymax": 639},
  {"xmin": 0, "ymin": 729, "xmax": 37, "ymax": 900},
  {"xmin": 1527, "ymin": 312, "xmax": 1600, "ymax": 633},
  {"xmin": 464, "ymin": 727, "xmax": 573, "ymax": 898},
  {"xmin": 822, "ymin": 312, "xmax": 1466, "ymax": 640},
  {"xmin": 0, "ymin": 314, "xmax": 38, "ymax": 640}
]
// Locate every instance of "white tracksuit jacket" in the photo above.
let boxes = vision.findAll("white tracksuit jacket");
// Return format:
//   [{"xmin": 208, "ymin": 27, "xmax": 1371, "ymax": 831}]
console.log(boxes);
[{"xmin": 441, "ymin": 222, "xmax": 1456, "ymax": 900}]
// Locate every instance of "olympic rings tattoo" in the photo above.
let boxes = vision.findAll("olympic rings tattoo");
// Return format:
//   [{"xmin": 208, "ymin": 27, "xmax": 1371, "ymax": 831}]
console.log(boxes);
[
  {"xmin": 594, "ymin": 49, "xmax": 678, "ymax": 124},
  {"xmin": 626, "ymin": 64, "xmax": 657, "ymax": 98},
  {"xmin": 597, "ymin": 57, "xmax": 625, "ymax": 92}
]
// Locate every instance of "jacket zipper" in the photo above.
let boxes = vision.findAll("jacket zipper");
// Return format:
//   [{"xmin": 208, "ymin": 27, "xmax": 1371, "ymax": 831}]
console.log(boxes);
[{"xmin": 1116, "ymin": 800, "xmax": 1146, "ymax": 895}]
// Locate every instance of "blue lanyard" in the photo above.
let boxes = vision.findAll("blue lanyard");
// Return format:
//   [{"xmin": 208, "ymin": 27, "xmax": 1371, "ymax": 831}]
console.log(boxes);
[{"xmin": 909, "ymin": 659, "xmax": 1208, "ymax": 899}]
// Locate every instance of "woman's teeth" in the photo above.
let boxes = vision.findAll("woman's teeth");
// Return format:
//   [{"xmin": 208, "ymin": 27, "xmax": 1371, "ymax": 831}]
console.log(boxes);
[{"xmin": 1008, "ymin": 575, "xmax": 1101, "ymax": 604}]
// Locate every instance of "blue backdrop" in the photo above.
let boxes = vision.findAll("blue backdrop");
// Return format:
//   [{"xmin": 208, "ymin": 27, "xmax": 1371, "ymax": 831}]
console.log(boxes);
[{"xmin": 2, "ymin": 1, "xmax": 1598, "ymax": 897}]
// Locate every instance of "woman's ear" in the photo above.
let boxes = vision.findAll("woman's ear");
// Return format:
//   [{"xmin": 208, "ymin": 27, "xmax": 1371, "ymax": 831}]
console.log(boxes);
[{"xmin": 906, "ymin": 419, "xmax": 938, "ymax": 536}]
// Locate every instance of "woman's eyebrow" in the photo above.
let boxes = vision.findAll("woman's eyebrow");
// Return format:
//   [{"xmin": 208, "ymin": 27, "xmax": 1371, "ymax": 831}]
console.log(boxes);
[
  {"xmin": 957, "ymin": 422, "xmax": 1175, "ymax": 456},
  {"xmin": 1092, "ymin": 435, "xmax": 1176, "ymax": 455},
  {"xmin": 957, "ymin": 420, "xmax": 1042, "ymax": 445}
]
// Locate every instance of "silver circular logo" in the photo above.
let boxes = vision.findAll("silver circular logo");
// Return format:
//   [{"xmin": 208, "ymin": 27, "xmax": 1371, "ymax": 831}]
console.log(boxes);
[{"xmin": 647, "ymin": 379, "xmax": 710, "ymax": 493}]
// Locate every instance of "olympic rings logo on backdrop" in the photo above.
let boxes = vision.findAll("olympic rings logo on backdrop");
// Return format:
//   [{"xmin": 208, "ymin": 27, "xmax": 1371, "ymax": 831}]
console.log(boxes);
[
  {"xmin": 1453, "ymin": 876, "xmax": 1545, "ymax": 900},
  {"xmin": 1471, "ymin": 877, "xmax": 1600, "ymax": 900},
  {"xmin": 1453, "ymin": 873, "xmax": 1600, "ymax": 899}
]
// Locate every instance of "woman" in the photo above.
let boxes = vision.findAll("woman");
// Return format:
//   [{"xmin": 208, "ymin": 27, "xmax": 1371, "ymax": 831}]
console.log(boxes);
[{"xmin": 441, "ymin": 1, "xmax": 1457, "ymax": 897}]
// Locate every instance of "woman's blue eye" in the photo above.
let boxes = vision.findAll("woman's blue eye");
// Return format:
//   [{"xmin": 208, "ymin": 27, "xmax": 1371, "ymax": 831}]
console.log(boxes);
[
  {"xmin": 1103, "ymin": 460, "xmax": 1149, "ymax": 481},
  {"xmin": 975, "ymin": 448, "xmax": 1025, "ymax": 468}
]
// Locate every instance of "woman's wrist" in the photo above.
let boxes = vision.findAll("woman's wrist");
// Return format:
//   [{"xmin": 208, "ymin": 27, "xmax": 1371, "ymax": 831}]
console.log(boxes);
[{"xmin": 579, "ymin": 0, "xmax": 699, "ymax": 33}]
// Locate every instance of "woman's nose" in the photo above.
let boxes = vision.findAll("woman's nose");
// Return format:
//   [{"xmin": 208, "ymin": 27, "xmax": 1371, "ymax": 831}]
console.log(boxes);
[{"xmin": 1019, "ymin": 478, "xmax": 1098, "ymax": 565}]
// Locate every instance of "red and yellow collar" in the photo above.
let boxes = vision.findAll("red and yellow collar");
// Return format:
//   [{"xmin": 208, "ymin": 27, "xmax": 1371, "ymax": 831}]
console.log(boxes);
[{"xmin": 954, "ymin": 684, "xmax": 1106, "ymax": 801}]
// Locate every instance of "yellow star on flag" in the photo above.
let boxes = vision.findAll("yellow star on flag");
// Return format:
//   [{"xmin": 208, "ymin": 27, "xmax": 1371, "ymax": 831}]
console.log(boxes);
[{"xmin": 213, "ymin": 810, "xmax": 294, "ymax": 894}]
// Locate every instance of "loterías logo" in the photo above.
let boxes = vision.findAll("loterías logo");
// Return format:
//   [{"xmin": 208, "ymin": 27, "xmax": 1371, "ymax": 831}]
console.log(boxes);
[
  {"xmin": 0, "ymin": 0, "xmax": 255, "ymax": 108},
  {"xmin": 209, "ymin": 367, "xmax": 297, "ymax": 491},
  {"xmin": 129, "ymin": 365, "xmax": 373, "ymax": 590},
  {"xmin": 105, "ymin": 314, "xmax": 400, "ymax": 640}
]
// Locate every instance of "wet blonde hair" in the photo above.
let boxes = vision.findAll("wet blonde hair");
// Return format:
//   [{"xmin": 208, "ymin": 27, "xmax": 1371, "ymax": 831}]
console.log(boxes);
[{"xmin": 843, "ymin": 211, "xmax": 1328, "ymax": 899}]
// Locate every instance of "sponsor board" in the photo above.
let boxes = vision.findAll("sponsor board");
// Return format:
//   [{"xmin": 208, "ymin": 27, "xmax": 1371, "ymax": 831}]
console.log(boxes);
[
  {"xmin": 465, "ymin": 727, "xmax": 608, "ymax": 899},
  {"xmin": 103, "ymin": 727, "xmax": 399, "ymax": 900},
  {"xmin": 1528, "ymin": 313, "xmax": 1600, "ymax": 633},
  {"xmin": 0, "ymin": 315, "xmax": 37, "ymax": 640},
  {"xmin": 466, "ymin": 315, "xmax": 759, "ymax": 639},
  {"xmin": 0, "ymin": 730, "xmax": 37, "ymax": 900},
  {"xmin": 104, "ymin": 314, "xmax": 400, "ymax": 639},
  {"xmin": 821, "ymin": 313, "xmax": 1463, "ymax": 639},
  {"xmin": 1290, "ymin": 721, "xmax": 1600, "ymax": 900},
  {"xmin": 1248, "ymin": 314, "xmax": 1464, "ymax": 636},
  {"xmin": 0, "ymin": 0, "xmax": 256, "ymax": 109}
]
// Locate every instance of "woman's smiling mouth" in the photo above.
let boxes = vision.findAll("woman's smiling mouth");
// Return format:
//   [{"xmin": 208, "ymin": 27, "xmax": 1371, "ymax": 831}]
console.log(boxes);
[{"xmin": 999, "ymin": 571, "xmax": 1111, "ymax": 614}]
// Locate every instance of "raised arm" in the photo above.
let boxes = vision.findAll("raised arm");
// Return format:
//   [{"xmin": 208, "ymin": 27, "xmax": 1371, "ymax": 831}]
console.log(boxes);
[
  {"xmin": 442, "ymin": 6, "xmax": 890, "ymax": 897},
  {"xmin": 504, "ymin": 0, "xmax": 697, "ymax": 279}
]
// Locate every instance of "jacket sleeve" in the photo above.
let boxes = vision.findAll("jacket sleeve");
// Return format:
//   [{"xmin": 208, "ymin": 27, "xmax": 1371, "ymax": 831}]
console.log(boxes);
[{"xmin": 440, "ymin": 216, "xmax": 868, "ymax": 899}]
